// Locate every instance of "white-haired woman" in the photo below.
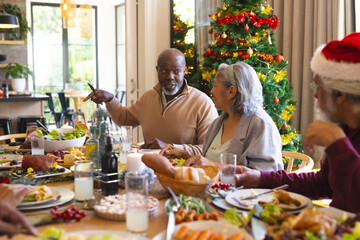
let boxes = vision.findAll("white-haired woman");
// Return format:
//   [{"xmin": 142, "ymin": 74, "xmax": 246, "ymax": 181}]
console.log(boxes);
[{"xmin": 161, "ymin": 61, "xmax": 283, "ymax": 171}]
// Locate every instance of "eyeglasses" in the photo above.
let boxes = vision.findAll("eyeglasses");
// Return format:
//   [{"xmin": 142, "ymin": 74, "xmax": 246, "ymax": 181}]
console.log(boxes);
[{"xmin": 309, "ymin": 82, "xmax": 319, "ymax": 94}]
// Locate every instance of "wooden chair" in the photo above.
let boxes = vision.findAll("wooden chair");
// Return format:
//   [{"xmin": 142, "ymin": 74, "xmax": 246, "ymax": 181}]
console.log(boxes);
[
  {"xmin": 0, "ymin": 133, "xmax": 27, "ymax": 144},
  {"xmin": 282, "ymin": 151, "xmax": 314, "ymax": 173}
]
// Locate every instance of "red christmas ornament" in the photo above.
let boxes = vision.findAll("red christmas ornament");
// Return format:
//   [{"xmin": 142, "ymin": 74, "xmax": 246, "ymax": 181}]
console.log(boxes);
[
  {"xmin": 242, "ymin": 54, "xmax": 249, "ymax": 59},
  {"xmin": 238, "ymin": 51, "xmax": 243, "ymax": 56},
  {"xmin": 208, "ymin": 29, "xmax": 213, "ymax": 34},
  {"xmin": 212, "ymin": 56, "xmax": 216, "ymax": 60},
  {"xmin": 205, "ymin": 49, "xmax": 212, "ymax": 56},
  {"xmin": 274, "ymin": 97, "xmax": 279, "ymax": 103},
  {"xmin": 282, "ymin": 123, "xmax": 288, "ymax": 129},
  {"xmin": 244, "ymin": 24, "xmax": 249, "ymax": 31},
  {"xmin": 214, "ymin": 32, "xmax": 220, "ymax": 38},
  {"xmin": 275, "ymin": 54, "xmax": 283, "ymax": 63}
]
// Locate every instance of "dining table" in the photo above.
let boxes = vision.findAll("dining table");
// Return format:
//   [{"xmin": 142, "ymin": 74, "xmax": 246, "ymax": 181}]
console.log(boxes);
[{"xmin": 0, "ymin": 144, "xmax": 354, "ymax": 240}]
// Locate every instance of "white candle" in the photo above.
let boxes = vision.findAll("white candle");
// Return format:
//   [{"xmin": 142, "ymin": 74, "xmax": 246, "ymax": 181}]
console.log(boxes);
[{"xmin": 126, "ymin": 152, "xmax": 145, "ymax": 173}]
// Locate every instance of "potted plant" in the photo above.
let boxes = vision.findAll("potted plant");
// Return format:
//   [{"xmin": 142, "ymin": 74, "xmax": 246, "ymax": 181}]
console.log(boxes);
[{"xmin": 5, "ymin": 63, "xmax": 33, "ymax": 92}]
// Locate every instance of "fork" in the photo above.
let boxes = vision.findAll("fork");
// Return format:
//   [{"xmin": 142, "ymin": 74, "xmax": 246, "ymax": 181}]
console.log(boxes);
[{"xmin": 167, "ymin": 186, "xmax": 180, "ymax": 212}]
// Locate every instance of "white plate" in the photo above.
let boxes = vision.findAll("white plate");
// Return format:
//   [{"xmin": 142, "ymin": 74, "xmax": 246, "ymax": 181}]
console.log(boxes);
[
  {"xmin": 17, "ymin": 187, "xmax": 74, "ymax": 211},
  {"xmin": 225, "ymin": 189, "xmax": 311, "ymax": 211},
  {"xmin": 138, "ymin": 149, "xmax": 160, "ymax": 154},
  {"xmin": 33, "ymin": 166, "xmax": 72, "ymax": 179},
  {"xmin": 63, "ymin": 230, "xmax": 149, "ymax": 240},
  {"xmin": 318, "ymin": 206, "xmax": 355, "ymax": 219},
  {"xmin": 212, "ymin": 198, "xmax": 247, "ymax": 213},
  {"xmin": 152, "ymin": 220, "xmax": 253, "ymax": 240},
  {"xmin": 0, "ymin": 154, "xmax": 23, "ymax": 169},
  {"xmin": 19, "ymin": 187, "xmax": 60, "ymax": 207}
]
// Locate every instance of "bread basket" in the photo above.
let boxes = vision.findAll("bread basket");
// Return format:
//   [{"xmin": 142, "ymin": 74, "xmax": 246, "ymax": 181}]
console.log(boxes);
[{"xmin": 155, "ymin": 165, "xmax": 219, "ymax": 196}]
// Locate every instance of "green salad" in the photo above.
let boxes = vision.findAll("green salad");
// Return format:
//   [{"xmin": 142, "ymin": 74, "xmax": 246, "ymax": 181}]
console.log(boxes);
[{"xmin": 38, "ymin": 126, "xmax": 86, "ymax": 141}]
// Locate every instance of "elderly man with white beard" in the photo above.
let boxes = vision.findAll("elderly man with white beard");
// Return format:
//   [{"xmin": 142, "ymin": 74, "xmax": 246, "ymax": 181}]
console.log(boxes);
[{"xmin": 233, "ymin": 32, "xmax": 360, "ymax": 213}]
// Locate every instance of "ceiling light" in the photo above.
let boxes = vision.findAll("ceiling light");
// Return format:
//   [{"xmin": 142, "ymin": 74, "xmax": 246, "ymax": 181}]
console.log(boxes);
[{"xmin": 0, "ymin": 12, "xmax": 19, "ymax": 29}]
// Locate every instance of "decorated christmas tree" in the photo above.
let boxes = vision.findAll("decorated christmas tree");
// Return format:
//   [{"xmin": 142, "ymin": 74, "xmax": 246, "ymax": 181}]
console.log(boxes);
[
  {"xmin": 198, "ymin": 0, "xmax": 302, "ymax": 154},
  {"xmin": 172, "ymin": 12, "xmax": 197, "ymax": 82}
]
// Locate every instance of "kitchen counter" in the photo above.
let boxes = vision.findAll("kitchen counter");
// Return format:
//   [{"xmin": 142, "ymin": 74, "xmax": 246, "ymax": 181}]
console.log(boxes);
[{"xmin": 0, "ymin": 94, "xmax": 49, "ymax": 133}]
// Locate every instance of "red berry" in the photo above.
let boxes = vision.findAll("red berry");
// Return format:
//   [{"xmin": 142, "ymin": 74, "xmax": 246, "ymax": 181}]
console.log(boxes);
[
  {"xmin": 76, "ymin": 216, "xmax": 82, "ymax": 222},
  {"xmin": 68, "ymin": 213, "xmax": 74, "ymax": 219},
  {"xmin": 2, "ymin": 176, "xmax": 6, "ymax": 180},
  {"xmin": 50, "ymin": 209, "xmax": 56, "ymax": 215},
  {"xmin": 274, "ymin": 97, "xmax": 279, "ymax": 103},
  {"xmin": 65, "ymin": 209, "xmax": 71, "ymax": 214},
  {"xmin": 71, "ymin": 206, "xmax": 77, "ymax": 212},
  {"xmin": 80, "ymin": 211, "xmax": 86, "ymax": 217},
  {"xmin": 53, "ymin": 206, "xmax": 59, "ymax": 210},
  {"xmin": 76, "ymin": 210, "xmax": 81, "ymax": 214},
  {"xmin": 57, "ymin": 213, "xmax": 62, "ymax": 218},
  {"xmin": 52, "ymin": 217, "xmax": 58, "ymax": 221}
]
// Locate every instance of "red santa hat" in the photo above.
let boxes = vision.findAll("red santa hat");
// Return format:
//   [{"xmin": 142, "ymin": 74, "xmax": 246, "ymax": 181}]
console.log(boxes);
[{"xmin": 310, "ymin": 32, "xmax": 360, "ymax": 95}]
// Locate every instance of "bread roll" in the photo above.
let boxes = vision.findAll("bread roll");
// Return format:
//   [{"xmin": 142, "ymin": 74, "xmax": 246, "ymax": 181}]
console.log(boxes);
[
  {"xmin": 141, "ymin": 154, "xmax": 175, "ymax": 177},
  {"xmin": 174, "ymin": 167, "xmax": 210, "ymax": 183}
]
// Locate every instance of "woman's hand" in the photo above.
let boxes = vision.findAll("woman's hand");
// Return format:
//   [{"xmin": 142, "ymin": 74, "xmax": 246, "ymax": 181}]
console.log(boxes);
[
  {"xmin": 302, "ymin": 120, "xmax": 346, "ymax": 154},
  {"xmin": 234, "ymin": 166, "xmax": 261, "ymax": 188},
  {"xmin": 159, "ymin": 144, "xmax": 191, "ymax": 159},
  {"xmin": 0, "ymin": 202, "xmax": 37, "ymax": 237},
  {"xmin": 83, "ymin": 89, "xmax": 114, "ymax": 104}
]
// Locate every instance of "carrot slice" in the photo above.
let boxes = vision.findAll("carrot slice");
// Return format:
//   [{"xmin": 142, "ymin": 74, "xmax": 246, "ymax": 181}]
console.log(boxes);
[
  {"xmin": 175, "ymin": 225, "xmax": 189, "ymax": 239},
  {"xmin": 208, "ymin": 232, "xmax": 219, "ymax": 240},
  {"xmin": 198, "ymin": 229, "xmax": 211, "ymax": 240},
  {"xmin": 217, "ymin": 233, "xmax": 227, "ymax": 240},
  {"xmin": 185, "ymin": 229, "xmax": 201, "ymax": 240},
  {"xmin": 227, "ymin": 231, "xmax": 245, "ymax": 240}
]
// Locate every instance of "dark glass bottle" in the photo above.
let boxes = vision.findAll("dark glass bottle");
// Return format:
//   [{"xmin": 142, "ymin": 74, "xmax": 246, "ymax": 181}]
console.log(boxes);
[{"xmin": 100, "ymin": 135, "xmax": 118, "ymax": 196}]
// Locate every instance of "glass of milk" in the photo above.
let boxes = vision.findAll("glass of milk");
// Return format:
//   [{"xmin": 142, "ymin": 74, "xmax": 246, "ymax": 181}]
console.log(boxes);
[
  {"xmin": 74, "ymin": 160, "xmax": 93, "ymax": 202},
  {"xmin": 220, "ymin": 153, "xmax": 237, "ymax": 185},
  {"xmin": 125, "ymin": 172, "xmax": 148, "ymax": 236}
]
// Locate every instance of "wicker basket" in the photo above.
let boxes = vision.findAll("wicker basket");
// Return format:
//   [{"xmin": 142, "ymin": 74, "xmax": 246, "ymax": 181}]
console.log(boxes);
[{"xmin": 155, "ymin": 166, "xmax": 219, "ymax": 196}]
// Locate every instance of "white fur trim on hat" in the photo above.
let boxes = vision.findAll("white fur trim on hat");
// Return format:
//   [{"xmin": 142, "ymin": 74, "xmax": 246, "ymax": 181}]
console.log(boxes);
[
  {"xmin": 311, "ymin": 45, "xmax": 360, "ymax": 81},
  {"xmin": 310, "ymin": 45, "xmax": 360, "ymax": 95}
]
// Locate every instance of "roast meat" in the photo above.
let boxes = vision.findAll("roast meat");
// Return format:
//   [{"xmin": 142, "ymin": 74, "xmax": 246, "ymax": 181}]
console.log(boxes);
[{"xmin": 22, "ymin": 155, "xmax": 55, "ymax": 172}]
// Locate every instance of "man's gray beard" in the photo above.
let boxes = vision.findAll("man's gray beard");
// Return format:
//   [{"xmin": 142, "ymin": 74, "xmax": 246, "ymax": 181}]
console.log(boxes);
[
  {"xmin": 162, "ymin": 83, "xmax": 182, "ymax": 96},
  {"xmin": 315, "ymin": 95, "xmax": 337, "ymax": 123}
]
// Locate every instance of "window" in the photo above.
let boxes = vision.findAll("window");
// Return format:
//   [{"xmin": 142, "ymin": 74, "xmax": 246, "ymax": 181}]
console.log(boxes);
[
  {"xmin": 116, "ymin": 2, "xmax": 126, "ymax": 105},
  {"xmin": 31, "ymin": 3, "xmax": 98, "ymax": 94}
]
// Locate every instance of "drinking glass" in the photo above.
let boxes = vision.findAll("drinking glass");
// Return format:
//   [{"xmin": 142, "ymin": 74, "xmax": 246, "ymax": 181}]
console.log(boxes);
[
  {"xmin": 119, "ymin": 126, "xmax": 133, "ymax": 168},
  {"xmin": 125, "ymin": 172, "xmax": 148, "ymax": 236},
  {"xmin": 220, "ymin": 153, "xmax": 237, "ymax": 185},
  {"xmin": 74, "ymin": 160, "xmax": 94, "ymax": 202},
  {"xmin": 31, "ymin": 135, "xmax": 44, "ymax": 155}
]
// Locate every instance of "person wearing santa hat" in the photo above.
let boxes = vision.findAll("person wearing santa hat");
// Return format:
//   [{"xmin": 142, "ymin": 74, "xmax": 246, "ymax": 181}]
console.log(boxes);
[{"xmin": 234, "ymin": 32, "xmax": 360, "ymax": 213}]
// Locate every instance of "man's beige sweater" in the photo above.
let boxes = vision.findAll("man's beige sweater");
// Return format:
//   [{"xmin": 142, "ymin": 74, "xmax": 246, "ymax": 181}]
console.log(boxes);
[{"xmin": 105, "ymin": 82, "xmax": 218, "ymax": 155}]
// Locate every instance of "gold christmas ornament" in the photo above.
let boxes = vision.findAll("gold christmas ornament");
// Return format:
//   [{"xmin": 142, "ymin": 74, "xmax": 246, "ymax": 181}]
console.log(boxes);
[
  {"xmin": 260, "ymin": 5, "xmax": 265, "ymax": 11},
  {"xmin": 247, "ymin": 47, "xmax": 253, "ymax": 55},
  {"xmin": 222, "ymin": 32, "xmax": 227, "ymax": 39},
  {"xmin": 222, "ymin": 4, "xmax": 227, "ymax": 11}
]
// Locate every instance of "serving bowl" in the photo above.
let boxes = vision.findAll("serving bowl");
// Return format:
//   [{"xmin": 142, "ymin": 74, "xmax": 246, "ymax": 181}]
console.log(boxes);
[
  {"xmin": 155, "ymin": 165, "xmax": 219, "ymax": 196},
  {"xmin": 44, "ymin": 128, "xmax": 86, "ymax": 152}
]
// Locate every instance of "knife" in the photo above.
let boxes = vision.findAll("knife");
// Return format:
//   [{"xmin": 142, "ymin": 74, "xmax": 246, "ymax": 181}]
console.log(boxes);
[{"xmin": 240, "ymin": 184, "xmax": 289, "ymax": 201}]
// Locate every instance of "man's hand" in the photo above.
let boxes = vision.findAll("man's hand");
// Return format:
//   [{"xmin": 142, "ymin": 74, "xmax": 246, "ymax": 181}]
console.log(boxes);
[
  {"xmin": 234, "ymin": 166, "xmax": 261, "ymax": 188},
  {"xmin": 159, "ymin": 144, "xmax": 191, "ymax": 159},
  {"xmin": 0, "ymin": 202, "xmax": 37, "ymax": 237},
  {"xmin": 302, "ymin": 120, "xmax": 346, "ymax": 154},
  {"xmin": 83, "ymin": 89, "xmax": 114, "ymax": 104},
  {"xmin": 183, "ymin": 155, "xmax": 219, "ymax": 167},
  {"xmin": 141, "ymin": 138, "xmax": 167, "ymax": 149}
]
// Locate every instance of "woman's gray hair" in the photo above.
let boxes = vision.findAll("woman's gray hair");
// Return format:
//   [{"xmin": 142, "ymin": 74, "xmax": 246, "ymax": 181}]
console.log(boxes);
[{"xmin": 215, "ymin": 62, "xmax": 263, "ymax": 115}]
